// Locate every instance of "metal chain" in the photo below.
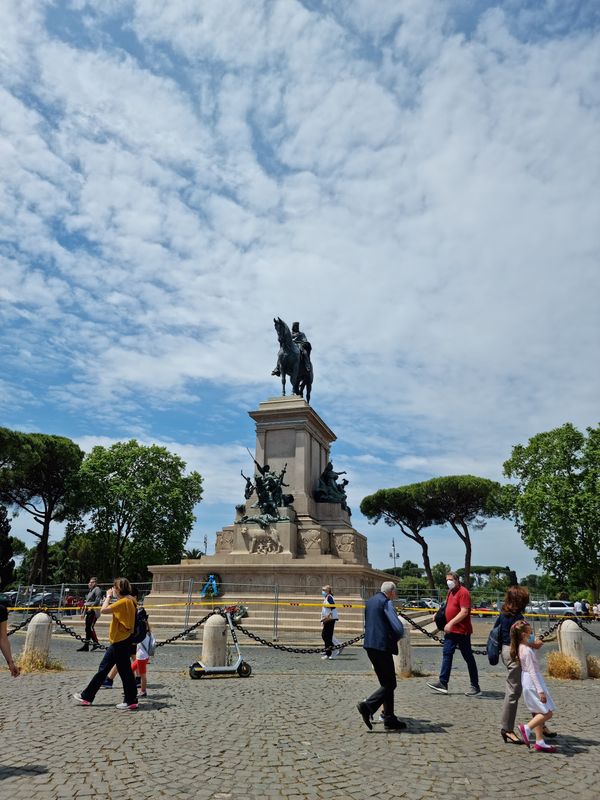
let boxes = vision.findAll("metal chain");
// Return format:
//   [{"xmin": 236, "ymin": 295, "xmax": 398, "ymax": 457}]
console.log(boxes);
[
  {"xmin": 400, "ymin": 613, "xmax": 445, "ymax": 644},
  {"xmin": 575, "ymin": 618, "xmax": 600, "ymax": 642},
  {"xmin": 46, "ymin": 610, "xmax": 107, "ymax": 650},
  {"xmin": 233, "ymin": 620, "xmax": 364, "ymax": 653},
  {"xmin": 7, "ymin": 613, "xmax": 35, "ymax": 636},
  {"xmin": 155, "ymin": 610, "xmax": 219, "ymax": 647},
  {"xmin": 537, "ymin": 619, "xmax": 563, "ymax": 641}
]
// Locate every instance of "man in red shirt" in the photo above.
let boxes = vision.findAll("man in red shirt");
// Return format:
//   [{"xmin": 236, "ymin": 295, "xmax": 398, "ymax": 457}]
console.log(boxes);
[{"xmin": 427, "ymin": 571, "xmax": 481, "ymax": 696}]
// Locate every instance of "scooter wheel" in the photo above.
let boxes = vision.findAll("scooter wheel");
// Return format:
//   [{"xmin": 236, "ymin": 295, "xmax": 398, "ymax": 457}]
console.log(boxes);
[
  {"xmin": 237, "ymin": 661, "xmax": 252, "ymax": 678},
  {"xmin": 189, "ymin": 663, "xmax": 205, "ymax": 680}
]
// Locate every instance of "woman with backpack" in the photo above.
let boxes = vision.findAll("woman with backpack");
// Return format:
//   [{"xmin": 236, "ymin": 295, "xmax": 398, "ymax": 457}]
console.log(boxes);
[
  {"xmin": 73, "ymin": 577, "xmax": 138, "ymax": 711},
  {"xmin": 498, "ymin": 586, "xmax": 556, "ymax": 744}
]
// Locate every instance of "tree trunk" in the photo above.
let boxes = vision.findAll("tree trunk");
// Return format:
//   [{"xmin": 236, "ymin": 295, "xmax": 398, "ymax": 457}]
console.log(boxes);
[
  {"xmin": 462, "ymin": 524, "xmax": 472, "ymax": 588},
  {"xmin": 417, "ymin": 536, "xmax": 436, "ymax": 592}
]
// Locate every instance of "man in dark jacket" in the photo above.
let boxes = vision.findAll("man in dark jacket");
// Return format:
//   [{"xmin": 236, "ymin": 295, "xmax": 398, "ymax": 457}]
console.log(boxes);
[
  {"xmin": 357, "ymin": 581, "xmax": 405, "ymax": 731},
  {"xmin": 77, "ymin": 577, "xmax": 103, "ymax": 652}
]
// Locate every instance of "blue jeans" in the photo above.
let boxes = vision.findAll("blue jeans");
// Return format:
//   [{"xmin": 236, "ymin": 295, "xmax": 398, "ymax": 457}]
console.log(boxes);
[{"xmin": 440, "ymin": 633, "xmax": 480, "ymax": 689}]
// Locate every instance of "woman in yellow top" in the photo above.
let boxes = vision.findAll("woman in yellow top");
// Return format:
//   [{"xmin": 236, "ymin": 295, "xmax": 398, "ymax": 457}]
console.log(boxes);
[{"xmin": 73, "ymin": 577, "xmax": 138, "ymax": 710}]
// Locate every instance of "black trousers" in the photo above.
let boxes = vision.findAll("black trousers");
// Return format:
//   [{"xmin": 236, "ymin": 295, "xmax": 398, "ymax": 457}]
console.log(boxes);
[
  {"xmin": 364, "ymin": 648, "xmax": 397, "ymax": 720},
  {"xmin": 321, "ymin": 619, "xmax": 336, "ymax": 657},
  {"xmin": 84, "ymin": 610, "xmax": 99, "ymax": 644},
  {"xmin": 81, "ymin": 639, "xmax": 137, "ymax": 705}
]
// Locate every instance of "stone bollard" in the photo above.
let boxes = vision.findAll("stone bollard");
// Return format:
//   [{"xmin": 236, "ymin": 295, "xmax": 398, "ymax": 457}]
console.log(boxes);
[
  {"xmin": 393, "ymin": 616, "xmax": 412, "ymax": 678},
  {"xmin": 201, "ymin": 614, "xmax": 227, "ymax": 667},
  {"xmin": 557, "ymin": 619, "xmax": 588, "ymax": 679},
  {"xmin": 23, "ymin": 612, "xmax": 53, "ymax": 660}
]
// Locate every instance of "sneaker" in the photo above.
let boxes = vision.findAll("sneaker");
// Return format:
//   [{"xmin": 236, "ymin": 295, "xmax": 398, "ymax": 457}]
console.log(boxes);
[
  {"xmin": 73, "ymin": 693, "xmax": 92, "ymax": 706},
  {"xmin": 427, "ymin": 680, "xmax": 448, "ymax": 694},
  {"xmin": 138, "ymin": 691, "xmax": 147, "ymax": 698},
  {"xmin": 100, "ymin": 679, "xmax": 113, "ymax": 689},
  {"xmin": 518, "ymin": 723, "xmax": 531, "ymax": 748},
  {"xmin": 534, "ymin": 742, "xmax": 557, "ymax": 753},
  {"xmin": 465, "ymin": 686, "xmax": 482, "ymax": 697},
  {"xmin": 116, "ymin": 702, "xmax": 138, "ymax": 711},
  {"xmin": 321, "ymin": 655, "xmax": 331, "ymax": 660}
]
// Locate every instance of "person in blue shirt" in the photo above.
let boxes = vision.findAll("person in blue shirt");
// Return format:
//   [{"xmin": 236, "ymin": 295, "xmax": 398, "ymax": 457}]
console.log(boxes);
[{"xmin": 357, "ymin": 581, "xmax": 405, "ymax": 731}]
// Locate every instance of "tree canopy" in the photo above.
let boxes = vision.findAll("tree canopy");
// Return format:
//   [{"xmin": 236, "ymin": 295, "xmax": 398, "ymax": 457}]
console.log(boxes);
[
  {"xmin": 361, "ymin": 484, "xmax": 438, "ymax": 590},
  {"xmin": 75, "ymin": 439, "xmax": 203, "ymax": 579},
  {"xmin": 0, "ymin": 428, "xmax": 84, "ymax": 583},
  {"xmin": 503, "ymin": 422, "xmax": 600, "ymax": 601},
  {"xmin": 424, "ymin": 475, "xmax": 504, "ymax": 588}
]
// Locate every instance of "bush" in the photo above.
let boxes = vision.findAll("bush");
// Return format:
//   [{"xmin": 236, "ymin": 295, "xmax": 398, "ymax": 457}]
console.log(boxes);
[
  {"xmin": 547, "ymin": 651, "xmax": 581, "ymax": 679},
  {"xmin": 587, "ymin": 655, "xmax": 600, "ymax": 679}
]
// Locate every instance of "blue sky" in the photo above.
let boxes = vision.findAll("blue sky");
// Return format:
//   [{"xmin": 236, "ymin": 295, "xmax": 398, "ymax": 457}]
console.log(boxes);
[{"xmin": 1, "ymin": 1, "xmax": 599, "ymax": 580}]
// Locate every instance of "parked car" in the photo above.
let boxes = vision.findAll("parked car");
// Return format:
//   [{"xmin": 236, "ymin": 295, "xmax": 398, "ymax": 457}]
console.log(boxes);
[
  {"xmin": 24, "ymin": 592, "xmax": 62, "ymax": 609},
  {"xmin": 472, "ymin": 602, "xmax": 493, "ymax": 618},
  {"xmin": 0, "ymin": 592, "xmax": 13, "ymax": 607},
  {"xmin": 531, "ymin": 600, "xmax": 576, "ymax": 618},
  {"xmin": 421, "ymin": 598, "xmax": 441, "ymax": 609}
]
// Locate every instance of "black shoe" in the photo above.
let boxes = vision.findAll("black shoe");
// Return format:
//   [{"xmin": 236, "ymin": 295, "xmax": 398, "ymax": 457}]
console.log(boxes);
[
  {"xmin": 77, "ymin": 644, "xmax": 89, "ymax": 652},
  {"xmin": 383, "ymin": 717, "xmax": 407, "ymax": 731},
  {"xmin": 91, "ymin": 643, "xmax": 101, "ymax": 651},
  {"xmin": 356, "ymin": 702, "xmax": 373, "ymax": 730}
]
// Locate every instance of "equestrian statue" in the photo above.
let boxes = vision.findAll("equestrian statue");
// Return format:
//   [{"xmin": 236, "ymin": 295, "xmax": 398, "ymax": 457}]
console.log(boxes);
[{"xmin": 272, "ymin": 318, "xmax": 313, "ymax": 403}]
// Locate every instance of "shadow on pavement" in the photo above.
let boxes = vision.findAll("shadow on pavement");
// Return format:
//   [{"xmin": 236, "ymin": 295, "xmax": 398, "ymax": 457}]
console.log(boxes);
[
  {"xmin": 553, "ymin": 735, "xmax": 598, "ymax": 756},
  {"xmin": 0, "ymin": 764, "xmax": 48, "ymax": 780}
]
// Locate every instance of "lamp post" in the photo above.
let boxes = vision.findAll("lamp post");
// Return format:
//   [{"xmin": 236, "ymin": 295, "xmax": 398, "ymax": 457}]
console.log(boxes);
[{"xmin": 389, "ymin": 538, "xmax": 398, "ymax": 573}]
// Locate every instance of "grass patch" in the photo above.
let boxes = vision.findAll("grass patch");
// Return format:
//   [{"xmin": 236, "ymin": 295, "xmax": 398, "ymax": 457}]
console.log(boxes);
[
  {"xmin": 16, "ymin": 649, "xmax": 64, "ymax": 674},
  {"xmin": 547, "ymin": 651, "xmax": 581, "ymax": 680},
  {"xmin": 587, "ymin": 655, "xmax": 600, "ymax": 679}
]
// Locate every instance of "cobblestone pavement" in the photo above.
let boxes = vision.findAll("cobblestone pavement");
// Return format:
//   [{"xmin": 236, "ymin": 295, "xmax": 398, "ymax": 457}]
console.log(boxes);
[{"xmin": 1, "ymin": 637, "xmax": 599, "ymax": 800}]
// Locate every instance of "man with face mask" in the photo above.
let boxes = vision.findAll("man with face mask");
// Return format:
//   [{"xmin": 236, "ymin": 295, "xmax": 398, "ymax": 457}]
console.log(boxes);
[{"xmin": 427, "ymin": 571, "xmax": 481, "ymax": 697}]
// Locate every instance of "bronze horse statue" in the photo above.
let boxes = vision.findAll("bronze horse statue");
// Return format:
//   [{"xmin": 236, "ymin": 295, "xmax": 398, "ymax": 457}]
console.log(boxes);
[{"xmin": 272, "ymin": 317, "xmax": 313, "ymax": 403}]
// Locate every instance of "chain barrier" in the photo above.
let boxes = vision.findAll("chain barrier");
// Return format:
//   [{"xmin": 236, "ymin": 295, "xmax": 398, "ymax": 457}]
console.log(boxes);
[
  {"xmin": 575, "ymin": 618, "xmax": 600, "ymax": 642},
  {"xmin": 7, "ymin": 613, "xmax": 35, "ymax": 636},
  {"xmin": 155, "ymin": 610, "xmax": 220, "ymax": 648},
  {"xmin": 232, "ymin": 619, "xmax": 364, "ymax": 654},
  {"xmin": 46, "ymin": 610, "xmax": 108, "ymax": 650}
]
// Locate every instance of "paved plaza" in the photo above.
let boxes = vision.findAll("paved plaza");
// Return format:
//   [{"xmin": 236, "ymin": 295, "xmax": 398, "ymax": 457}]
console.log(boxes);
[{"xmin": 1, "ymin": 635, "xmax": 599, "ymax": 800}]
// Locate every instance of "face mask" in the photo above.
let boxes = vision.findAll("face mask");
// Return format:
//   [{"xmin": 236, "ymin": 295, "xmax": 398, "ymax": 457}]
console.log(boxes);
[
  {"xmin": 528, "ymin": 633, "xmax": 535, "ymax": 644},
  {"xmin": 446, "ymin": 580, "xmax": 456, "ymax": 590},
  {"xmin": 322, "ymin": 591, "xmax": 327, "ymax": 597}
]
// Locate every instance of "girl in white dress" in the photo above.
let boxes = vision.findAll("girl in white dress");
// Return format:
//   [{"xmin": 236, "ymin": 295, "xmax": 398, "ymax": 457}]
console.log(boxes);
[{"xmin": 510, "ymin": 620, "xmax": 557, "ymax": 753}]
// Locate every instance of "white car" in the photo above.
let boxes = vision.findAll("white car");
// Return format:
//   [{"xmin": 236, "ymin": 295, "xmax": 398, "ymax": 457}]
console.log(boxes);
[
  {"xmin": 421, "ymin": 598, "xmax": 441, "ymax": 609},
  {"xmin": 533, "ymin": 600, "xmax": 576, "ymax": 618}
]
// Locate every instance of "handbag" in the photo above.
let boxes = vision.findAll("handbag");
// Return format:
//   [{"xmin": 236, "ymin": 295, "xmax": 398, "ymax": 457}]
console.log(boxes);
[{"xmin": 434, "ymin": 602, "xmax": 447, "ymax": 631}]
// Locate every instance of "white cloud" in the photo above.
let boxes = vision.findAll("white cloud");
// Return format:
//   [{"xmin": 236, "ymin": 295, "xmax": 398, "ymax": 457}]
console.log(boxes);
[{"xmin": 1, "ymin": 1, "xmax": 598, "ymax": 579}]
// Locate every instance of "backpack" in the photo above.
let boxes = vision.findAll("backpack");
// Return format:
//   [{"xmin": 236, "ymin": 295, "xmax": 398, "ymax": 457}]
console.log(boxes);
[
  {"xmin": 486, "ymin": 616, "xmax": 503, "ymax": 665},
  {"xmin": 434, "ymin": 602, "xmax": 447, "ymax": 631},
  {"xmin": 132, "ymin": 607, "xmax": 149, "ymax": 644},
  {"xmin": 145, "ymin": 632, "xmax": 157, "ymax": 657}
]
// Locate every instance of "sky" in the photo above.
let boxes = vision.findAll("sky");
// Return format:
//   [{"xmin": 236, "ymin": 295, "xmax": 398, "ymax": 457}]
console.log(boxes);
[{"xmin": 1, "ymin": 0, "xmax": 599, "ymax": 582}]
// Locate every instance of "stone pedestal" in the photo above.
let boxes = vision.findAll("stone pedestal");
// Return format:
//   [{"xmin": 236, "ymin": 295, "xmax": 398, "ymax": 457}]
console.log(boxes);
[{"xmin": 149, "ymin": 395, "xmax": 389, "ymax": 602}]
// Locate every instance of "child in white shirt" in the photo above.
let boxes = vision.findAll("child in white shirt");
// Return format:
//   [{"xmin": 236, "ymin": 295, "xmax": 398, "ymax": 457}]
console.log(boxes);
[{"xmin": 510, "ymin": 620, "xmax": 557, "ymax": 753}]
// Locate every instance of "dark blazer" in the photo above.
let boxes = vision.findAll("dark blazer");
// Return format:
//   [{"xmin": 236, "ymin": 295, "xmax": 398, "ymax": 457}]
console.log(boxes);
[{"xmin": 363, "ymin": 592, "xmax": 404, "ymax": 654}]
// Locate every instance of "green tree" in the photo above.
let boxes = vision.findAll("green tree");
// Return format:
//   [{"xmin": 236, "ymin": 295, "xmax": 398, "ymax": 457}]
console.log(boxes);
[
  {"xmin": 183, "ymin": 548, "xmax": 203, "ymax": 560},
  {"xmin": 361, "ymin": 485, "xmax": 438, "ymax": 591},
  {"xmin": 76, "ymin": 440, "xmax": 203, "ymax": 579},
  {"xmin": 431, "ymin": 561, "xmax": 451, "ymax": 591},
  {"xmin": 0, "ymin": 505, "xmax": 15, "ymax": 588},
  {"xmin": 504, "ymin": 423, "xmax": 600, "ymax": 601},
  {"xmin": 0, "ymin": 428, "xmax": 84, "ymax": 583},
  {"xmin": 425, "ymin": 475, "xmax": 504, "ymax": 588}
]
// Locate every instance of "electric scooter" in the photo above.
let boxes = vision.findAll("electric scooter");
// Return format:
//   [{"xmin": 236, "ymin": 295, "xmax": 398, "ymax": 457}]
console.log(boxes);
[{"xmin": 189, "ymin": 606, "xmax": 252, "ymax": 679}]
